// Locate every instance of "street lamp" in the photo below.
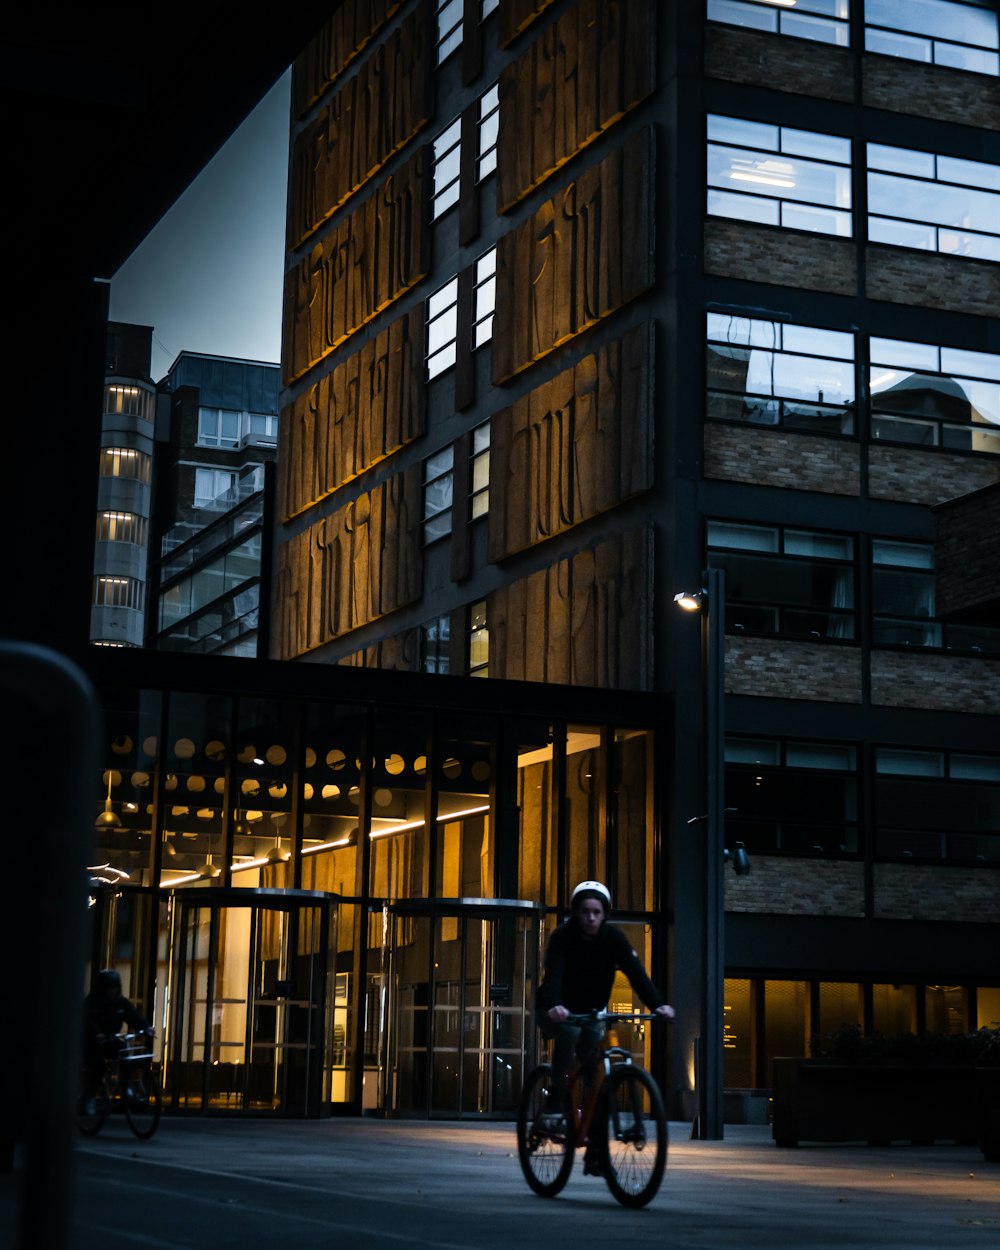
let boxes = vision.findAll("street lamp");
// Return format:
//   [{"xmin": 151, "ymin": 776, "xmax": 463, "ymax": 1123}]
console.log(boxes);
[{"xmin": 675, "ymin": 568, "xmax": 726, "ymax": 1140}]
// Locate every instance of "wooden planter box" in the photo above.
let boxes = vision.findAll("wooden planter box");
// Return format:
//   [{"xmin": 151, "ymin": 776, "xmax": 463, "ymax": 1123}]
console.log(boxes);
[{"xmin": 772, "ymin": 1058, "xmax": 1000, "ymax": 1161}]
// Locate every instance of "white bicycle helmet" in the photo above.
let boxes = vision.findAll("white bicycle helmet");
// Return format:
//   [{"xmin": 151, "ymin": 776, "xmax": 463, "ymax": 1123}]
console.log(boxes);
[{"xmin": 571, "ymin": 880, "xmax": 611, "ymax": 913}]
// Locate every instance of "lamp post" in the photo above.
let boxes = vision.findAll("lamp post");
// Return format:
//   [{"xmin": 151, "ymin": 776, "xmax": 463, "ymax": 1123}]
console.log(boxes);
[{"xmin": 674, "ymin": 567, "xmax": 726, "ymax": 1140}]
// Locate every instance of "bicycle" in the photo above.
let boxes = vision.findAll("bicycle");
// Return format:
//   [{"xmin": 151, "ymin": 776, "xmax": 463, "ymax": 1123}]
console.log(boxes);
[
  {"xmin": 517, "ymin": 1011, "xmax": 668, "ymax": 1208},
  {"xmin": 78, "ymin": 1031, "xmax": 161, "ymax": 1140}
]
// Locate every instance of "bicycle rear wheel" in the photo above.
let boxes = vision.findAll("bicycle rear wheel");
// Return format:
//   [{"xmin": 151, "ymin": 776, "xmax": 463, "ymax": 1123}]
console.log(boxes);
[
  {"xmin": 516, "ymin": 1063, "xmax": 575, "ymax": 1198},
  {"xmin": 123, "ymin": 1062, "xmax": 161, "ymax": 1140},
  {"xmin": 77, "ymin": 1081, "xmax": 110, "ymax": 1137},
  {"xmin": 601, "ymin": 1063, "xmax": 667, "ymax": 1208}
]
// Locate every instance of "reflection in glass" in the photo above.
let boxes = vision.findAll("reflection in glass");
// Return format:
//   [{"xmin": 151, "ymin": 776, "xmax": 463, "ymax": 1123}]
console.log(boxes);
[
  {"xmin": 230, "ymin": 699, "xmax": 295, "ymax": 889},
  {"xmin": 865, "ymin": 0, "xmax": 999, "ymax": 76},
  {"xmin": 724, "ymin": 978, "xmax": 754, "ymax": 1087},
  {"xmin": 368, "ymin": 712, "xmax": 430, "ymax": 900},
  {"xmin": 872, "ymin": 982, "xmax": 917, "ymax": 1035},
  {"xmin": 159, "ymin": 693, "xmax": 231, "ymax": 888},
  {"xmin": 516, "ymin": 723, "xmax": 556, "ymax": 907},
  {"xmin": 92, "ymin": 690, "xmax": 162, "ymax": 888},
  {"xmin": 565, "ymin": 725, "xmax": 605, "ymax": 895},
  {"xmin": 708, "ymin": 0, "xmax": 850, "ymax": 47},
  {"xmin": 613, "ymin": 729, "xmax": 654, "ymax": 912}
]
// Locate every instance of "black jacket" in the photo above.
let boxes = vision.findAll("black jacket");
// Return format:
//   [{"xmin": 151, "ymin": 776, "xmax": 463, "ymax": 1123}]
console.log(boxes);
[
  {"xmin": 84, "ymin": 991, "xmax": 149, "ymax": 1039},
  {"xmin": 536, "ymin": 920, "xmax": 664, "ymax": 1014}
]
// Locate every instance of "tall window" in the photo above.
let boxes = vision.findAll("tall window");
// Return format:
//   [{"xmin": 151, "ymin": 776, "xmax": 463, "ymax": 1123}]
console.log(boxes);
[
  {"xmin": 708, "ymin": 0, "xmax": 850, "ymax": 47},
  {"xmin": 875, "ymin": 747, "xmax": 1000, "ymax": 862},
  {"xmin": 93, "ymin": 575, "xmax": 145, "ymax": 611},
  {"xmin": 421, "ymin": 614, "xmax": 451, "ymax": 673},
  {"xmin": 706, "ymin": 313, "xmax": 855, "ymax": 434},
  {"xmin": 248, "ymin": 412, "xmax": 278, "ymax": 443},
  {"xmin": 865, "ymin": 0, "xmax": 999, "ymax": 76},
  {"xmin": 104, "ymin": 384, "xmax": 154, "ymax": 420},
  {"xmin": 477, "ymin": 83, "xmax": 500, "ymax": 181},
  {"xmin": 193, "ymin": 468, "xmax": 238, "ymax": 509},
  {"xmin": 472, "ymin": 248, "xmax": 496, "ymax": 348},
  {"xmin": 98, "ymin": 447, "xmax": 151, "ymax": 483},
  {"xmin": 436, "ymin": 0, "xmax": 463, "ymax": 63},
  {"xmin": 423, "ymin": 447, "xmax": 454, "ymax": 544},
  {"xmin": 197, "ymin": 407, "xmax": 241, "ymax": 448},
  {"xmin": 468, "ymin": 600, "xmax": 489, "ymax": 676},
  {"xmin": 95, "ymin": 511, "xmax": 148, "ymax": 546},
  {"xmin": 871, "ymin": 538, "xmax": 1000, "ymax": 653},
  {"xmin": 869, "ymin": 338, "xmax": 1000, "ymax": 454},
  {"xmin": 432, "ymin": 118, "xmax": 462, "ymax": 219},
  {"xmin": 427, "ymin": 277, "xmax": 459, "ymax": 379},
  {"xmin": 470, "ymin": 422, "xmax": 490, "ymax": 519},
  {"xmin": 726, "ymin": 736, "xmax": 859, "ymax": 856},
  {"xmin": 867, "ymin": 143, "xmax": 1000, "ymax": 261},
  {"xmin": 707, "ymin": 114, "xmax": 852, "ymax": 237},
  {"xmin": 708, "ymin": 520, "xmax": 856, "ymax": 639}
]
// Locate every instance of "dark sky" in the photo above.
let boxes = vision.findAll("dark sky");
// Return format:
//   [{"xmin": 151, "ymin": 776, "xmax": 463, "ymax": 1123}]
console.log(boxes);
[{"xmin": 109, "ymin": 71, "xmax": 290, "ymax": 382}]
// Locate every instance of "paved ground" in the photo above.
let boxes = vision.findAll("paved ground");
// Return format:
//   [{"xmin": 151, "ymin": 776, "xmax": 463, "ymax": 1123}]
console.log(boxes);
[{"xmin": 4, "ymin": 1119, "xmax": 999, "ymax": 1249}]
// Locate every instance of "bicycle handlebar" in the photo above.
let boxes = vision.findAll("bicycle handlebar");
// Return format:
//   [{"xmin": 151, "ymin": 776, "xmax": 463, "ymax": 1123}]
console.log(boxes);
[{"xmin": 563, "ymin": 1010, "xmax": 669, "ymax": 1025}]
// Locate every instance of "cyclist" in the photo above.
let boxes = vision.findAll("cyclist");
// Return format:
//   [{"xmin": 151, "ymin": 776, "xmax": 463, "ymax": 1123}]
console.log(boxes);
[
  {"xmin": 536, "ymin": 881, "xmax": 674, "ymax": 1173},
  {"xmin": 82, "ymin": 968, "xmax": 151, "ymax": 1113}
]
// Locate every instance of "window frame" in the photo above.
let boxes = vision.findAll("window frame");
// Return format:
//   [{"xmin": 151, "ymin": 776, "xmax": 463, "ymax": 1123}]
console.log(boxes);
[
  {"xmin": 472, "ymin": 248, "xmax": 497, "ymax": 349},
  {"xmin": 470, "ymin": 420, "xmax": 490, "ymax": 520},
  {"xmin": 707, "ymin": 0, "xmax": 851, "ymax": 48},
  {"xmin": 422, "ymin": 446, "xmax": 455, "ymax": 546},
  {"xmin": 864, "ymin": 0, "xmax": 1000, "ymax": 77},
  {"xmin": 426, "ymin": 277, "xmax": 459, "ymax": 380}
]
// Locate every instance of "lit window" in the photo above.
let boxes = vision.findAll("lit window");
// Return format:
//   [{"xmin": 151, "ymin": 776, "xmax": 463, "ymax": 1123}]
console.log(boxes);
[
  {"xmin": 432, "ymin": 119, "xmax": 462, "ymax": 219},
  {"xmin": 427, "ymin": 277, "xmax": 459, "ymax": 379},
  {"xmin": 421, "ymin": 614, "xmax": 451, "ymax": 673},
  {"xmin": 104, "ymin": 383, "xmax": 154, "ymax": 420},
  {"xmin": 423, "ymin": 447, "xmax": 454, "ymax": 545},
  {"xmin": 481, "ymin": 0, "xmax": 499, "ymax": 18},
  {"xmin": 198, "ymin": 407, "xmax": 241, "ymax": 448},
  {"xmin": 708, "ymin": 0, "xmax": 850, "ymax": 47},
  {"xmin": 436, "ymin": 0, "xmax": 463, "ymax": 64},
  {"xmin": 98, "ymin": 447, "xmax": 151, "ymax": 484},
  {"xmin": 725, "ymin": 734, "xmax": 859, "ymax": 855},
  {"xmin": 706, "ymin": 313, "xmax": 855, "ymax": 434},
  {"xmin": 707, "ymin": 114, "xmax": 852, "ymax": 237},
  {"xmin": 867, "ymin": 143, "xmax": 1000, "ymax": 262},
  {"xmin": 865, "ymin": 0, "xmax": 999, "ymax": 76},
  {"xmin": 477, "ymin": 83, "xmax": 500, "ymax": 181},
  {"xmin": 869, "ymin": 337, "xmax": 1000, "ymax": 454},
  {"xmin": 708, "ymin": 520, "xmax": 856, "ymax": 640},
  {"xmin": 470, "ymin": 421, "xmax": 490, "ymax": 519},
  {"xmin": 194, "ymin": 468, "xmax": 238, "ymax": 509},
  {"xmin": 468, "ymin": 600, "xmax": 489, "ymax": 676},
  {"xmin": 95, "ymin": 511, "xmax": 148, "ymax": 546},
  {"xmin": 93, "ymin": 575, "xmax": 145, "ymax": 611},
  {"xmin": 472, "ymin": 248, "xmax": 497, "ymax": 348}
]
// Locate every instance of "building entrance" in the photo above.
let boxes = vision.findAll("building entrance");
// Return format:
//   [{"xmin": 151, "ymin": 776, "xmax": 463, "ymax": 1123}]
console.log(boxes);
[
  {"xmin": 163, "ymin": 888, "xmax": 337, "ymax": 1115},
  {"xmin": 380, "ymin": 900, "xmax": 540, "ymax": 1118}
]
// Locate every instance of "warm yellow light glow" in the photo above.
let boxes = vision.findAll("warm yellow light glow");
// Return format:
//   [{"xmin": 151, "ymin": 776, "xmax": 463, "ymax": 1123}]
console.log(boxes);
[{"xmin": 673, "ymin": 590, "xmax": 704, "ymax": 612}]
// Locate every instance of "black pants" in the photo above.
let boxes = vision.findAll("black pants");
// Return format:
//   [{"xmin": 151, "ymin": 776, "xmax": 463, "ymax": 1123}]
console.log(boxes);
[{"xmin": 536, "ymin": 1012, "xmax": 604, "ymax": 1106}]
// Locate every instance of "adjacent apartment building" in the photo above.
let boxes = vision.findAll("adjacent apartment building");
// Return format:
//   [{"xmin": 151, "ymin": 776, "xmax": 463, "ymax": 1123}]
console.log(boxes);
[{"xmin": 271, "ymin": 0, "xmax": 1000, "ymax": 1098}]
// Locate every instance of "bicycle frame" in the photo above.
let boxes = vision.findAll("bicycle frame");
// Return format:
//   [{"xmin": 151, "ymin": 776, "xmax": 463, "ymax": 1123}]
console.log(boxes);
[{"xmin": 558, "ymin": 1012, "xmax": 658, "ymax": 1149}]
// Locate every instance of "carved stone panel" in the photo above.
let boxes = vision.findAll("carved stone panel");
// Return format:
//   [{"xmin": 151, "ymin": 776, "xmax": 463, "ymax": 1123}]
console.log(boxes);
[
  {"xmin": 292, "ymin": 0, "xmax": 403, "ymax": 121},
  {"xmin": 498, "ymin": 0, "xmax": 559, "ymax": 47},
  {"xmin": 487, "ymin": 528, "xmax": 651, "ymax": 689},
  {"xmin": 272, "ymin": 466, "xmax": 423, "ymax": 659},
  {"xmin": 288, "ymin": 2, "xmax": 433, "ymax": 249},
  {"xmin": 283, "ymin": 148, "xmax": 429, "ymax": 385},
  {"xmin": 490, "ymin": 323, "xmax": 652, "ymax": 561},
  {"xmin": 492, "ymin": 128, "xmax": 653, "ymax": 383},
  {"xmin": 497, "ymin": 0, "xmax": 656, "ymax": 211},
  {"xmin": 277, "ymin": 306, "xmax": 425, "ymax": 521}
]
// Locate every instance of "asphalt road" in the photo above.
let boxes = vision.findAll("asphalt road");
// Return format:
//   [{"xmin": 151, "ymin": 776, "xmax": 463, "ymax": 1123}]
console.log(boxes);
[{"xmin": 5, "ymin": 1119, "xmax": 999, "ymax": 1249}]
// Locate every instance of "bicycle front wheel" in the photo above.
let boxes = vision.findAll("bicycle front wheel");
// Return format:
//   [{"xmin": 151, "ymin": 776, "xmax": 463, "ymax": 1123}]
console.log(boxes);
[
  {"xmin": 516, "ymin": 1063, "xmax": 575, "ymax": 1198},
  {"xmin": 123, "ymin": 1063, "xmax": 161, "ymax": 1140},
  {"xmin": 77, "ymin": 1082, "xmax": 110, "ymax": 1137},
  {"xmin": 601, "ymin": 1063, "xmax": 667, "ymax": 1208}
]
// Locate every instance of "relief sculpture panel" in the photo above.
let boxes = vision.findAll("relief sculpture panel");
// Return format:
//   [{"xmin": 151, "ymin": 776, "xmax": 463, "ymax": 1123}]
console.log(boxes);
[
  {"xmin": 492, "ymin": 128, "xmax": 653, "ymax": 383},
  {"xmin": 272, "ymin": 466, "xmax": 422, "ymax": 660},
  {"xmin": 292, "ymin": 0, "xmax": 403, "ymax": 120},
  {"xmin": 283, "ymin": 147, "xmax": 429, "ymax": 385},
  {"xmin": 277, "ymin": 306, "xmax": 425, "ymax": 521},
  {"xmin": 489, "ymin": 323, "xmax": 652, "ymax": 561},
  {"xmin": 288, "ymin": 1, "xmax": 432, "ymax": 249},
  {"xmin": 487, "ymin": 528, "xmax": 651, "ymax": 689},
  {"xmin": 497, "ymin": 0, "xmax": 655, "ymax": 211},
  {"xmin": 498, "ymin": 0, "xmax": 560, "ymax": 47}
]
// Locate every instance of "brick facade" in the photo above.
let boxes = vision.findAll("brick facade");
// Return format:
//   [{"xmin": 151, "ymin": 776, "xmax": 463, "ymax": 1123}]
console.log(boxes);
[
  {"xmin": 873, "ymin": 863, "xmax": 1000, "ymax": 923},
  {"xmin": 704, "ymin": 220, "xmax": 857, "ymax": 296},
  {"xmin": 705, "ymin": 24, "xmax": 853, "ymax": 101},
  {"xmin": 725, "ymin": 857, "xmax": 864, "ymax": 917},
  {"xmin": 866, "ymin": 246, "xmax": 1000, "ymax": 321},
  {"xmin": 705, "ymin": 425, "xmax": 860, "ymax": 495},
  {"xmin": 868, "ymin": 446, "xmax": 1000, "ymax": 507},
  {"xmin": 935, "ymin": 484, "xmax": 1000, "ymax": 622},
  {"xmin": 863, "ymin": 55, "xmax": 1000, "ymax": 132},
  {"xmin": 725, "ymin": 638, "xmax": 862, "ymax": 703},
  {"xmin": 871, "ymin": 651, "xmax": 1000, "ymax": 715}
]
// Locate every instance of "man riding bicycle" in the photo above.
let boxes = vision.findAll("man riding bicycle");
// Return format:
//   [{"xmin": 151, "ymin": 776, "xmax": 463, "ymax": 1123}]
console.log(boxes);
[
  {"xmin": 535, "ymin": 881, "xmax": 674, "ymax": 1173},
  {"xmin": 82, "ymin": 968, "xmax": 150, "ymax": 1113}
]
